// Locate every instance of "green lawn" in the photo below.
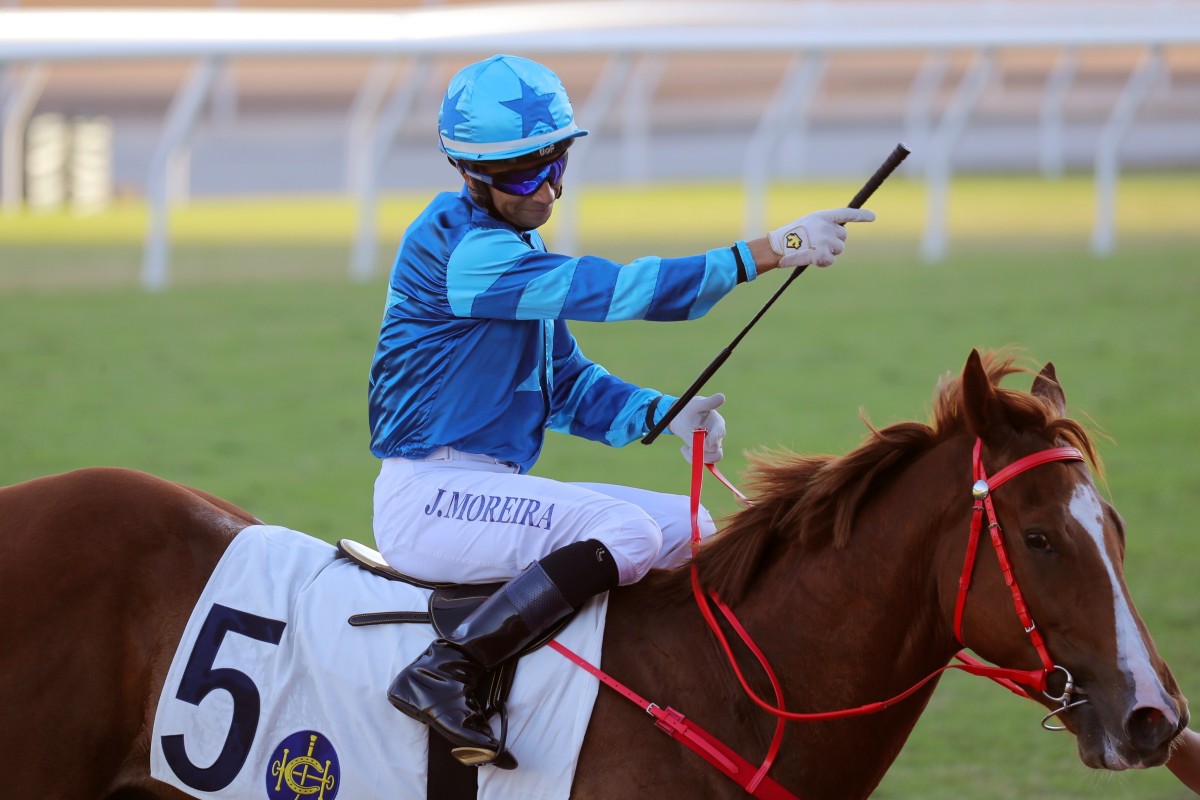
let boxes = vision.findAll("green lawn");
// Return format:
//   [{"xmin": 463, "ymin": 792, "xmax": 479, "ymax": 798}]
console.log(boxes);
[{"xmin": 1, "ymin": 172, "xmax": 1197, "ymax": 797}]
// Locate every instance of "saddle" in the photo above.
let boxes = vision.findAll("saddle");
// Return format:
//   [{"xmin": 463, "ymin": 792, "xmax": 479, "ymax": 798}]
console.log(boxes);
[{"xmin": 335, "ymin": 538, "xmax": 572, "ymax": 775}]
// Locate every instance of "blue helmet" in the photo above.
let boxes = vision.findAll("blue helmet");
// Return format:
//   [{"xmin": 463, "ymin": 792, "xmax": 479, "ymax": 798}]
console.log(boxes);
[{"xmin": 438, "ymin": 54, "xmax": 589, "ymax": 163}]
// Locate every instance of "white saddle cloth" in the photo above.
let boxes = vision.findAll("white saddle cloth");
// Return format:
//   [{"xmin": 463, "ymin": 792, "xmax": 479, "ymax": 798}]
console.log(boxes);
[{"xmin": 150, "ymin": 524, "xmax": 608, "ymax": 800}]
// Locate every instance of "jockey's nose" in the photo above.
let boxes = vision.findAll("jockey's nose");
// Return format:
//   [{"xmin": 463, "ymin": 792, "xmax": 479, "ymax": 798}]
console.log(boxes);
[
  {"xmin": 533, "ymin": 179, "xmax": 556, "ymax": 202},
  {"xmin": 1126, "ymin": 704, "xmax": 1183, "ymax": 753}
]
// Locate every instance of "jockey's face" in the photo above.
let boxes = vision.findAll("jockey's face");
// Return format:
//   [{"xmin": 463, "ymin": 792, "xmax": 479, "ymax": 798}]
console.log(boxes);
[{"xmin": 463, "ymin": 150, "xmax": 564, "ymax": 231}]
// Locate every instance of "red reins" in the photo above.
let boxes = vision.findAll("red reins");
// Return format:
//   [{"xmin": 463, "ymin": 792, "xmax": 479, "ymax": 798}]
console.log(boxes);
[
  {"xmin": 686, "ymin": 431, "xmax": 1085, "ymax": 722},
  {"xmin": 551, "ymin": 430, "xmax": 1086, "ymax": 798}
]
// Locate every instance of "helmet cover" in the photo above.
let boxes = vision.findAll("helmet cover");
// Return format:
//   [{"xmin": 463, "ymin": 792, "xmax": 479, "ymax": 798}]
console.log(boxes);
[{"xmin": 438, "ymin": 54, "xmax": 589, "ymax": 162}]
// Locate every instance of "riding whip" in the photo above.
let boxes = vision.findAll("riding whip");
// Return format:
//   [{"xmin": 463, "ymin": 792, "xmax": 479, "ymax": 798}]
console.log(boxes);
[{"xmin": 642, "ymin": 142, "xmax": 911, "ymax": 445}]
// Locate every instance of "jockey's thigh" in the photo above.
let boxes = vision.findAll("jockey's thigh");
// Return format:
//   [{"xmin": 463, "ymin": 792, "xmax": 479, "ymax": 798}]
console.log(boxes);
[
  {"xmin": 374, "ymin": 459, "xmax": 669, "ymax": 586},
  {"xmin": 570, "ymin": 483, "xmax": 717, "ymax": 571}
]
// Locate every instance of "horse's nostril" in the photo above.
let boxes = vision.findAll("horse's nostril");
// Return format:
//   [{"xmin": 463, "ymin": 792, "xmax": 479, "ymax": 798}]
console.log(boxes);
[{"xmin": 1127, "ymin": 706, "xmax": 1177, "ymax": 752}]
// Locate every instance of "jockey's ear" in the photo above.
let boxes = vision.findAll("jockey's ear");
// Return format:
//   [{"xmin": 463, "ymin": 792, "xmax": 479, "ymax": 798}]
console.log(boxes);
[
  {"xmin": 1031, "ymin": 361, "xmax": 1067, "ymax": 416},
  {"xmin": 962, "ymin": 349, "xmax": 1006, "ymax": 443}
]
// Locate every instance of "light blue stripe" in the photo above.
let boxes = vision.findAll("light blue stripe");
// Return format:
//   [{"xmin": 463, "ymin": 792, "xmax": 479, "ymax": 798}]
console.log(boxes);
[
  {"xmin": 515, "ymin": 259, "xmax": 579, "ymax": 319},
  {"xmin": 446, "ymin": 229, "xmax": 528, "ymax": 317},
  {"xmin": 606, "ymin": 387, "xmax": 661, "ymax": 447},
  {"xmin": 548, "ymin": 362, "xmax": 606, "ymax": 433},
  {"xmin": 386, "ymin": 286, "xmax": 408, "ymax": 309},
  {"xmin": 515, "ymin": 362, "xmax": 541, "ymax": 392},
  {"xmin": 605, "ymin": 257, "xmax": 662, "ymax": 321},
  {"xmin": 541, "ymin": 321, "xmax": 553, "ymax": 397},
  {"xmin": 689, "ymin": 246, "xmax": 740, "ymax": 320}
]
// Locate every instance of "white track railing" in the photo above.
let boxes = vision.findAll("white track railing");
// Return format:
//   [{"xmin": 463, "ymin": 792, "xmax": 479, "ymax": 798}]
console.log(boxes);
[{"xmin": 1, "ymin": 2, "xmax": 1197, "ymax": 289}]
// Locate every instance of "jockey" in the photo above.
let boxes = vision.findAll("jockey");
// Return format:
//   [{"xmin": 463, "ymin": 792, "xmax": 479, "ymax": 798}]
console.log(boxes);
[{"xmin": 370, "ymin": 53, "xmax": 874, "ymax": 769}]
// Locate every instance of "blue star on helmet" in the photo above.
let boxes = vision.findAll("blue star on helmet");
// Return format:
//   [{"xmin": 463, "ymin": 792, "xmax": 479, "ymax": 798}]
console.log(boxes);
[
  {"xmin": 499, "ymin": 78, "xmax": 559, "ymax": 137},
  {"xmin": 441, "ymin": 86, "xmax": 469, "ymax": 136}
]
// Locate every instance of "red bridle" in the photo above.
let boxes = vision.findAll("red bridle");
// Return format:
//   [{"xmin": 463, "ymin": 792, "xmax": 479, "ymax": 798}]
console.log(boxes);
[
  {"xmin": 550, "ymin": 432, "xmax": 1091, "ymax": 799},
  {"xmin": 953, "ymin": 437, "xmax": 1085, "ymax": 690}
]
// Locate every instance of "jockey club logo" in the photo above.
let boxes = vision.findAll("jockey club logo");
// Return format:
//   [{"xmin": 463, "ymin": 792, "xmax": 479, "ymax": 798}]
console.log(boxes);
[{"xmin": 266, "ymin": 730, "xmax": 340, "ymax": 800}]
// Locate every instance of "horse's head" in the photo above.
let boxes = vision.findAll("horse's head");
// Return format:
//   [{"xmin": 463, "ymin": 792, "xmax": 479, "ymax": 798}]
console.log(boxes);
[{"xmin": 949, "ymin": 349, "xmax": 1187, "ymax": 770}]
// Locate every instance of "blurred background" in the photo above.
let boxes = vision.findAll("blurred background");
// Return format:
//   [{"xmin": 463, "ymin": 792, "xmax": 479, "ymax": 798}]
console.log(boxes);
[
  {"xmin": 9, "ymin": 2, "xmax": 1197, "ymax": 195},
  {"xmin": 1, "ymin": 2, "xmax": 1199, "ymax": 797},
  {"xmin": 4, "ymin": 0, "xmax": 1198, "ymax": 282}
]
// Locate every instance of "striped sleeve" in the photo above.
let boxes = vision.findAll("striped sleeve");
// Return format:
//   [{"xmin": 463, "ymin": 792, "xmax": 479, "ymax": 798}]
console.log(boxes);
[
  {"xmin": 546, "ymin": 324, "xmax": 677, "ymax": 447},
  {"xmin": 447, "ymin": 228, "xmax": 756, "ymax": 322}
]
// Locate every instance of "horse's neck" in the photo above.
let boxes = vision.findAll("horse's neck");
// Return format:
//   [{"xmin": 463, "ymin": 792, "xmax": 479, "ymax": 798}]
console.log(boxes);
[
  {"xmin": 742, "ymin": 499, "xmax": 961, "ymax": 794},
  {"xmin": 595, "ymin": 443, "xmax": 967, "ymax": 799}
]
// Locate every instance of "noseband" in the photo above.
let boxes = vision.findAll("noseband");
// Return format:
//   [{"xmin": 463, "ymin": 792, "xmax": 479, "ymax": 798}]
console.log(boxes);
[{"xmin": 954, "ymin": 437, "xmax": 1090, "ymax": 729}]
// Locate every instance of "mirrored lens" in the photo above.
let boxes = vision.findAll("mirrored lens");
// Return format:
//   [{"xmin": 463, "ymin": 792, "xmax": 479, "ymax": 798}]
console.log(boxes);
[{"xmin": 466, "ymin": 155, "xmax": 567, "ymax": 196}]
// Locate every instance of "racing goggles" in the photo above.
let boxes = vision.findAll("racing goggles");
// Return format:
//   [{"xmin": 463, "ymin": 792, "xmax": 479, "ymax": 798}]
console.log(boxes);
[{"xmin": 462, "ymin": 154, "xmax": 568, "ymax": 196}]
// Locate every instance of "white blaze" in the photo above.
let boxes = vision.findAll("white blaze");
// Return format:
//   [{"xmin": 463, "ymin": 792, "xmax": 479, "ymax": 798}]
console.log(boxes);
[{"xmin": 1068, "ymin": 483, "xmax": 1172, "ymax": 713}]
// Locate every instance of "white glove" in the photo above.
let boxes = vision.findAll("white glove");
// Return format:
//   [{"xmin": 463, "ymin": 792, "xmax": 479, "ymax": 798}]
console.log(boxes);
[
  {"xmin": 768, "ymin": 207, "xmax": 876, "ymax": 269},
  {"xmin": 667, "ymin": 393, "xmax": 727, "ymax": 464}
]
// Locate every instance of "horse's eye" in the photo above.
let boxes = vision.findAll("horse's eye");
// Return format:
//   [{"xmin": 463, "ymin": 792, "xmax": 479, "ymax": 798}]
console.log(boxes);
[{"xmin": 1024, "ymin": 531, "xmax": 1054, "ymax": 553}]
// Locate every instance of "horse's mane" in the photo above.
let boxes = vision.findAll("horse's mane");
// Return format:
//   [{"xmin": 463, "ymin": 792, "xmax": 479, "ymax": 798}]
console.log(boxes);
[{"xmin": 643, "ymin": 350, "xmax": 1101, "ymax": 605}]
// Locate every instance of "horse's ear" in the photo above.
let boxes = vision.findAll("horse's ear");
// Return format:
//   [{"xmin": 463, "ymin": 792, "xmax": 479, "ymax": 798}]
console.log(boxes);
[
  {"xmin": 1031, "ymin": 361, "xmax": 1067, "ymax": 416},
  {"xmin": 962, "ymin": 349, "xmax": 1004, "ymax": 440}
]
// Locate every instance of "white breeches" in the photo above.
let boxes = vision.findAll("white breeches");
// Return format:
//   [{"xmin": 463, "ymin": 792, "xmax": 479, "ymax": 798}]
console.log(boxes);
[{"xmin": 372, "ymin": 450, "xmax": 717, "ymax": 586}]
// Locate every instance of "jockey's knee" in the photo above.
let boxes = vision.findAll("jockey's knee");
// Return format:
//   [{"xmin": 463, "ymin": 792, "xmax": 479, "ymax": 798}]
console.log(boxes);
[
  {"xmin": 592, "ymin": 512, "xmax": 664, "ymax": 586},
  {"xmin": 652, "ymin": 500, "xmax": 716, "ymax": 572}
]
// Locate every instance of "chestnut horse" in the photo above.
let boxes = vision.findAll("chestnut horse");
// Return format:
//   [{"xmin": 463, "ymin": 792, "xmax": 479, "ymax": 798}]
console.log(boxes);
[{"xmin": 0, "ymin": 350, "xmax": 1187, "ymax": 799}]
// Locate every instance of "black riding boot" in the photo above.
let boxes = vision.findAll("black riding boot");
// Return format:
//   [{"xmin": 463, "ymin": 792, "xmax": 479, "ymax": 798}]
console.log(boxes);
[{"xmin": 388, "ymin": 539, "xmax": 619, "ymax": 768}]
